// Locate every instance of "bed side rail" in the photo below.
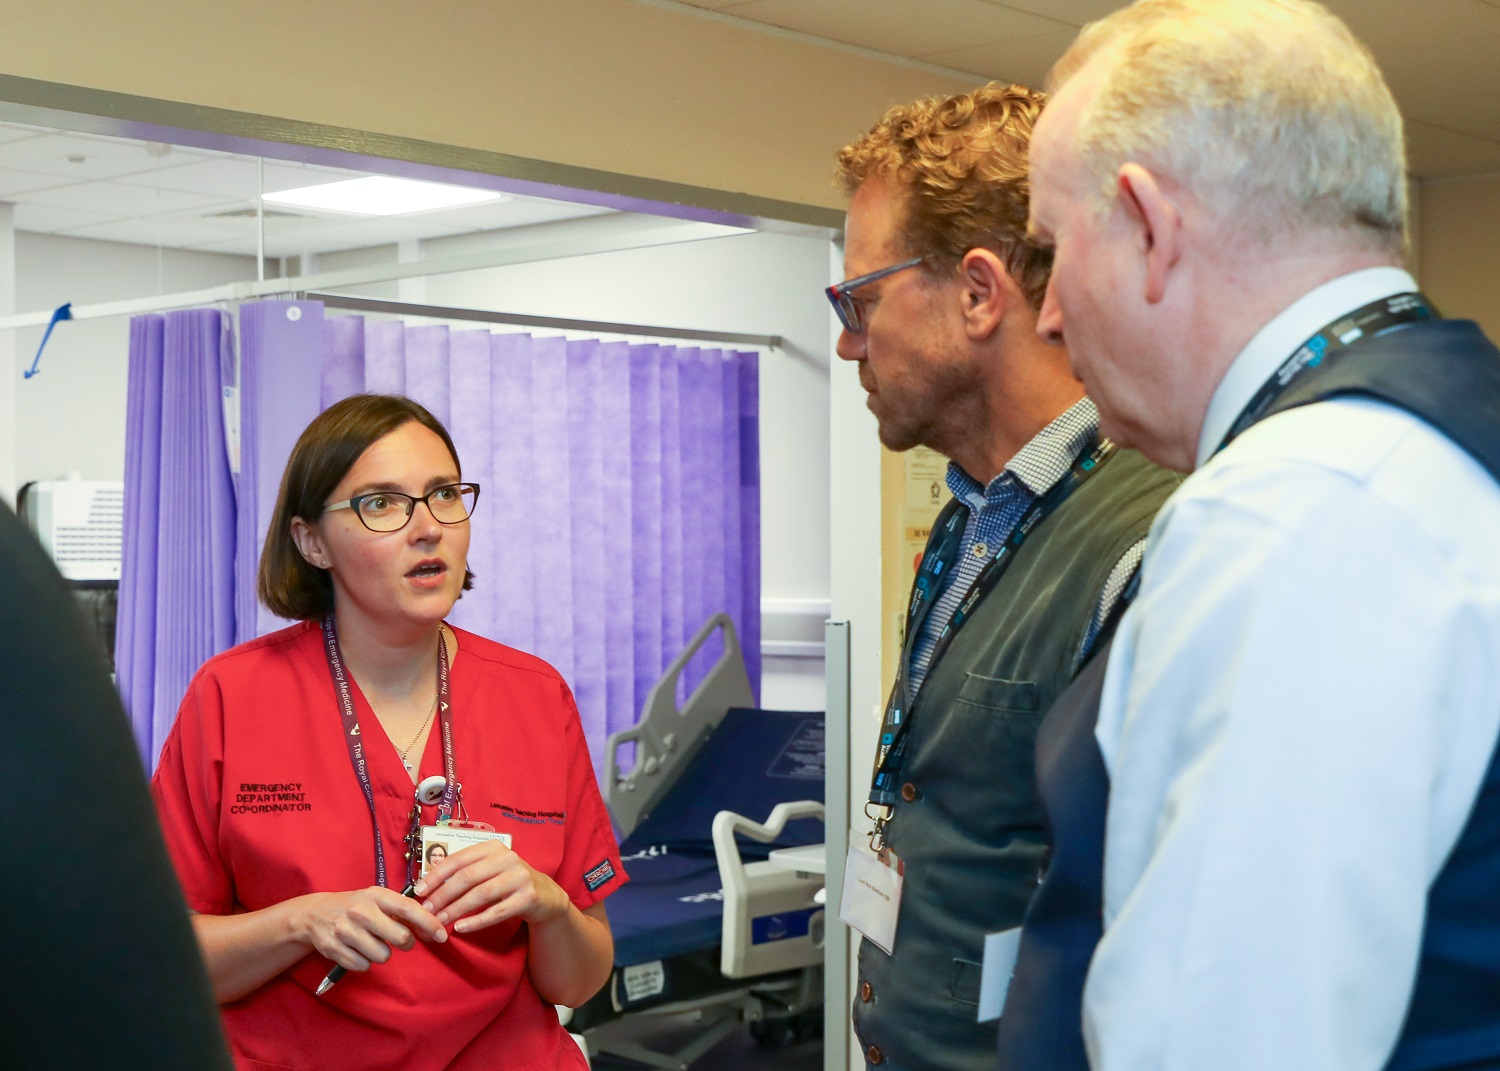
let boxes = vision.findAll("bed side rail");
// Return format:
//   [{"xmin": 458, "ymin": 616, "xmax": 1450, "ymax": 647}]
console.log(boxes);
[
  {"xmin": 606, "ymin": 612, "xmax": 754, "ymax": 840},
  {"xmin": 712, "ymin": 801, "xmax": 826, "ymax": 980}
]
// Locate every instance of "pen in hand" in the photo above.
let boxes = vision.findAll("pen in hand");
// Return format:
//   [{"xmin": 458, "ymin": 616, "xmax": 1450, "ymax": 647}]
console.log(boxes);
[{"xmin": 316, "ymin": 883, "xmax": 424, "ymax": 997}]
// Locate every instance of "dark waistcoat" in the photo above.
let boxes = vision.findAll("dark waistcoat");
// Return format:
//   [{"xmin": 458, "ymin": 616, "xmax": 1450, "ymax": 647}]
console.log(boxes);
[
  {"xmin": 994, "ymin": 319, "xmax": 1500, "ymax": 1071},
  {"xmin": 853, "ymin": 448, "xmax": 1177, "ymax": 1071}
]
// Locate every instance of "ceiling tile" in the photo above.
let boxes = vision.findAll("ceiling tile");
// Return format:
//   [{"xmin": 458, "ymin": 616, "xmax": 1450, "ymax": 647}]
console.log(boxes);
[
  {"xmin": 1405, "ymin": 119, "xmax": 1500, "ymax": 180},
  {"xmin": 147, "ymin": 156, "xmax": 366, "ymax": 200},
  {"xmin": 0, "ymin": 127, "xmax": 43, "ymax": 147},
  {"xmin": 1323, "ymin": 0, "xmax": 1500, "ymax": 57},
  {"xmin": 13, "ymin": 204, "xmax": 117, "ymax": 234},
  {"xmin": 1380, "ymin": 36, "xmax": 1500, "ymax": 143},
  {"xmin": 389, "ymin": 197, "xmax": 611, "ymax": 232},
  {"xmin": 0, "ymin": 132, "xmax": 189, "ymax": 183},
  {"xmin": 15, "ymin": 180, "xmax": 235, "ymax": 220},
  {"xmin": 62, "ymin": 217, "xmax": 254, "ymax": 252},
  {"xmin": 721, "ymin": 0, "xmax": 1068, "ymax": 59},
  {"xmin": 250, "ymin": 217, "xmax": 474, "ymax": 259},
  {"xmin": 921, "ymin": 28, "xmax": 1079, "ymax": 88},
  {"xmin": 982, "ymin": 0, "xmax": 1124, "ymax": 27},
  {"xmin": 0, "ymin": 167, "xmax": 73, "ymax": 199}
]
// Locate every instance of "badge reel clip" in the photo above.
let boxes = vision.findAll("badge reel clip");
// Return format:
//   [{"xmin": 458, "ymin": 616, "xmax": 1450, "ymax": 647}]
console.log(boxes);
[{"xmin": 410, "ymin": 775, "xmax": 509, "ymax": 885}]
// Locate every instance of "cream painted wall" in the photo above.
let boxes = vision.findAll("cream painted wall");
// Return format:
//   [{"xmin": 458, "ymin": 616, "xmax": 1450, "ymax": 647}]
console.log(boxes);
[
  {"xmin": 1418, "ymin": 174, "xmax": 1500, "ymax": 342},
  {"xmin": 0, "ymin": 0, "xmax": 976, "ymax": 215}
]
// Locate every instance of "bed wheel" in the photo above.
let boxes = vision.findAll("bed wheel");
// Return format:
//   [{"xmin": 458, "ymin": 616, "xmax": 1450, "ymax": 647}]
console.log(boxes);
[{"xmin": 748, "ymin": 1018, "xmax": 790, "ymax": 1047}]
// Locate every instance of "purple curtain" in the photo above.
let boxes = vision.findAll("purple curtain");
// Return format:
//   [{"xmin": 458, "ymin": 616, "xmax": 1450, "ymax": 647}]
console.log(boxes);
[
  {"xmin": 237, "ymin": 301, "xmax": 324, "ymax": 643},
  {"xmin": 315, "ymin": 316, "xmax": 762, "ymax": 777},
  {"xmin": 117, "ymin": 309, "xmax": 238, "ymax": 766},
  {"xmin": 118, "ymin": 300, "xmax": 761, "ymax": 778}
]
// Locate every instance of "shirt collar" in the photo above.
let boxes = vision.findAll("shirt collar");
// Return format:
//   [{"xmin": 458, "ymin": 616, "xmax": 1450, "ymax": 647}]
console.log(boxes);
[
  {"xmin": 946, "ymin": 396, "xmax": 1101, "ymax": 507},
  {"xmin": 1195, "ymin": 266, "xmax": 1418, "ymax": 468}
]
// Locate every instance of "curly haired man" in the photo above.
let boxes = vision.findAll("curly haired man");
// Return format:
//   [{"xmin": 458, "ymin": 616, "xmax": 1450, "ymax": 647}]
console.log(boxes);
[{"xmin": 830, "ymin": 83, "xmax": 1178, "ymax": 1071}]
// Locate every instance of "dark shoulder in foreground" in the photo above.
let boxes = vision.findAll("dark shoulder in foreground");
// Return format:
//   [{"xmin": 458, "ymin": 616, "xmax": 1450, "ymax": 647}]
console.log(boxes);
[{"xmin": 0, "ymin": 504, "xmax": 232, "ymax": 1067}]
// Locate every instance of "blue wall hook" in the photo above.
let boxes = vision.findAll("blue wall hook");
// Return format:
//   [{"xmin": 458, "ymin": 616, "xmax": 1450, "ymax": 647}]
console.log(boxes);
[{"xmin": 23, "ymin": 303, "xmax": 73, "ymax": 379}]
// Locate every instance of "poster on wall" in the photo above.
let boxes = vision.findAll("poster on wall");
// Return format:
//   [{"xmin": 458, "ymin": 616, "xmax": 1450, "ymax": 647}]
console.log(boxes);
[{"xmin": 880, "ymin": 445, "xmax": 947, "ymax": 692}]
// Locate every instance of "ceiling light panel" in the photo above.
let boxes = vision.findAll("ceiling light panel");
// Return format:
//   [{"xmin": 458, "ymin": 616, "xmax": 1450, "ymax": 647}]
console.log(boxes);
[{"xmin": 263, "ymin": 176, "xmax": 505, "ymax": 216}]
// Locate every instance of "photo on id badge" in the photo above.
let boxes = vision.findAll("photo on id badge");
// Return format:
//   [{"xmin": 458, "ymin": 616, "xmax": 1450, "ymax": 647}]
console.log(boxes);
[{"xmin": 421, "ymin": 824, "xmax": 512, "ymax": 875}]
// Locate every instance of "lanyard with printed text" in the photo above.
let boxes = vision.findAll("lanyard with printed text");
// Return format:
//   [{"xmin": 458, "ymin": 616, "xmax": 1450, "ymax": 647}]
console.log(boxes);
[
  {"xmin": 321, "ymin": 614, "xmax": 459, "ymax": 889},
  {"xmin": 866, "ymin": 437, "xmax": 1117, "ymax": 833},
  {"xmin": 1218, "ymin": 292, "xmax": 1434, "ymax": 454}
]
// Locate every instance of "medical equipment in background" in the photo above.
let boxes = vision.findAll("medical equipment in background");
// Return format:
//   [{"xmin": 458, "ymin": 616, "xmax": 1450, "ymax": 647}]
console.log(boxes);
[
  {"xmin": 567, "ymin": 613, "xmax": 827, "ymax": 1069},
  {"xmin": 17, "ymin": 478, "xmax": 123, "ymax": 674},
  {"xmin": 19, "ymin": 478, "xmax": 123, "ymax": 582}
]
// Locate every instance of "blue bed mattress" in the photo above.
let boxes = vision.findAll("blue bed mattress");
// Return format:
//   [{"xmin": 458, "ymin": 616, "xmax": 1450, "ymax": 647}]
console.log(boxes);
[{"xmin": 609, "ymin": 849, "xmax": 725, "ymax": 966}]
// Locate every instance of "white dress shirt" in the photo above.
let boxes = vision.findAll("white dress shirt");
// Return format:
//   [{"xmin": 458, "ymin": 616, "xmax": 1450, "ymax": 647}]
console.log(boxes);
[{"xmin": 1084, "ymin": 268, "xmax": 1500, "ymax": 1071}]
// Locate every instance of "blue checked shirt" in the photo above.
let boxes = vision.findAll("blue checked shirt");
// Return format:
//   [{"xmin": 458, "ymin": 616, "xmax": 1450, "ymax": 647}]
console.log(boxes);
[{"xmin": 906, "ymin": 397, "xmax": 1144, "ymax": 697}]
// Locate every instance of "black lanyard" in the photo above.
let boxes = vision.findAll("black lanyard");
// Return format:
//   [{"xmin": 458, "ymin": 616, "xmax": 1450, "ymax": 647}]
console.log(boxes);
[
  {"xmin": 868, "ymin": 437, "xmax": 1117, "ymax": 823},
  {"xmin": 320, "ymin": 615, "xmax": 460, "ymax": 890},
  {"xmin": 1218, "ymin": 292, "xmax": 1434, "ymax": 454}
]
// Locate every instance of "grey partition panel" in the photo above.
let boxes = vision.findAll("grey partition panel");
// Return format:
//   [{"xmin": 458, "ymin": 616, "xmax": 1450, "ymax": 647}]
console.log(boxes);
[
  {"xmin": 605, "ymin": 612, "xmax": 755, "ymax": 840},
  {"xmin": 824, "ymin": 619, "xmax": 851, "ymax": 1071}
]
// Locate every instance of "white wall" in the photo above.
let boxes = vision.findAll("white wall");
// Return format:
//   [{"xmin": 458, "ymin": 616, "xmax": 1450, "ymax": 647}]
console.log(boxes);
[
  {"xmin": 11, "ymin": 232, "xmax": 258, "ymax": 487},
  {"xmin": 320, "ymin": 226, "xmax": 837, "ymax": 710}
]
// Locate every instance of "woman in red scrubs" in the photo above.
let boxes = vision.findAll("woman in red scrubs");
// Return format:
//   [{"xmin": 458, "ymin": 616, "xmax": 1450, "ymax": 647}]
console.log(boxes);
[{"xmin": 152, "ymin": 393, "xmax": 626, "ymax": 1071}]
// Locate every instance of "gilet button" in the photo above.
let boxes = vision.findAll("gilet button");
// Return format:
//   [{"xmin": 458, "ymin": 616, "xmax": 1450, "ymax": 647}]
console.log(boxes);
[
  {"xmin": 867, "ymin": 1044, "xmax": 884, "ymax": 1065},
  {"xmin": 860, "ymin": 981, "xmax": 873, "ymax": 1002},
  {"xmin": 900, "ymin": 782, "xmax": 918, "ymax": 802}
]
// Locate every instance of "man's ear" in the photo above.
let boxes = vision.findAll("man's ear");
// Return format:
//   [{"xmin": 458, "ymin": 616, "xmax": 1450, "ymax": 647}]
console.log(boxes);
[
  {"xmin": 289, "ymin": 516, "xmax": 328, "ymax": 569},
  {"xmin": 1116, "ymin": 163, "xmax": 1182, "ymax": 305},
  {"xmin": 957, "ymin": 248, "xmax": 1014, "ymax": 340}
]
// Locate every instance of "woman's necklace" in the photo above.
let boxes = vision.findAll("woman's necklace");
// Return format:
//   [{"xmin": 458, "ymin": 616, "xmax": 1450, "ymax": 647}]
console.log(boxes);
[
  {"xmin": 396, "ymin": 627, "xmax": 449, "ymax": 776},
  {"xmin": 398, "ymin": 693, "xmax": 440, "ymax": 775}
]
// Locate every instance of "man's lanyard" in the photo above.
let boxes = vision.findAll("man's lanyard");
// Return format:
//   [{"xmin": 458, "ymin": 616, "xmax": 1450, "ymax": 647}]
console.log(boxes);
[
  {"xmin": 1217, "ymin": 292, "xmax": 1435, "ymax": 454},
  {"xmin": 320, "ymin": 614, "xmax": 460, "ymax": 890},
  {"xmin": 866, "ymin": 437, "xmax": 1117, "ymax": 839}
]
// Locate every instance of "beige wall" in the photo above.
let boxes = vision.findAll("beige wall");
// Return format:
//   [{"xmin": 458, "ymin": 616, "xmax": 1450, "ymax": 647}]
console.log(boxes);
[
  {"xmin": 1419, "ymin": 174, "xmax": 1500, "ymax": 341},
  {"xmin": 0, "ymin": 0, "xmax": 976, "ymax": 216}
]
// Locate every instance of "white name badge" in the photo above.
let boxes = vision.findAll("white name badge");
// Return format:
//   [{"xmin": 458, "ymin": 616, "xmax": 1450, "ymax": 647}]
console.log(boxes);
[
  {"xmin": 977, "ymin": 926, "xmax": 1022, "ymax": 1023},
  {"xmin": 839, "ymin": 842, "xmax": 904, "ymax": 955},
  {"xmin": 420, "ymin": 824, "xmax": 512, "ymax": 877}
]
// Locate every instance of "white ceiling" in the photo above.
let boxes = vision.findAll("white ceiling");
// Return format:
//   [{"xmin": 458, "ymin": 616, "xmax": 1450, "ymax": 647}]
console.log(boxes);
[
  {"xmin": 679, "ymin": 0, "xmax": 1500, "ymax": 181},
  {"xmin": 0, "ymin": 124, "xmax": 611, "ymax": 259}
]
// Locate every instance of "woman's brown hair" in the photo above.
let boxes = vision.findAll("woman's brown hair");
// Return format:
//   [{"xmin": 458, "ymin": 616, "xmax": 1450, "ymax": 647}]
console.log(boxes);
[{"xmin": 258, "ymin": 393, "xmax": 474, "ymax": 621}]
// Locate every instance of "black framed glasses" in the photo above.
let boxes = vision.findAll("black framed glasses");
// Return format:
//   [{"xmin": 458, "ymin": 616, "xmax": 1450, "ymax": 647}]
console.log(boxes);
[
  {"xmin": 825, "ymin": 255, "xmax": 928, "ymax": 333},
  {"xmin": 325, "ymin": 483, "xmax": 481, "ymax": 533}
]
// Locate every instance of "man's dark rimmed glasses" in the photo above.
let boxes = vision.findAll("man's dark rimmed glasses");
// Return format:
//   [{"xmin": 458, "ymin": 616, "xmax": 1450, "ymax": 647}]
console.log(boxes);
[
  {"xmin": 825, "ymin": 255, "xmax": 928, "ymax": 333},
  {"xmin": 325, "ymin": 483, "xmax": 481, "ymax": 533}
]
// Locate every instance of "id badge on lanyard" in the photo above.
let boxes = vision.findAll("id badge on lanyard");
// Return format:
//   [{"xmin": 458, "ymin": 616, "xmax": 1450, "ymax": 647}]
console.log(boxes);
[{"xmin": 839, "ymin": 840, "xmax": 904, "ymax": 955}]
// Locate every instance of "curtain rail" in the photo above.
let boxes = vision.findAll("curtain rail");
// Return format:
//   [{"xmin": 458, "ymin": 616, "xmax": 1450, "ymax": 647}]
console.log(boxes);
[{"xmin": 304, "ymin": 292, "xmax": 782, "ymax": 349}]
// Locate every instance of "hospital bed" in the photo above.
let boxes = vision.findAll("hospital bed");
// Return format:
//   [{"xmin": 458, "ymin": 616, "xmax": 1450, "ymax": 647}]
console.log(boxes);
[{"xmin": 567, "ymin": 614, "xmax": 826, "ymax": 1069}]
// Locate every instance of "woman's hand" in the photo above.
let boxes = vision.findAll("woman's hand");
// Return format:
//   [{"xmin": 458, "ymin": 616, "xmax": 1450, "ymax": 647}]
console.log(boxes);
[
  {"xmin": 295, "ymin": 887, "xmax": 448, "ymax": 972},
  {"xmin": 414, "ymin": 841, "xmax": 568, "ymax": 934}
]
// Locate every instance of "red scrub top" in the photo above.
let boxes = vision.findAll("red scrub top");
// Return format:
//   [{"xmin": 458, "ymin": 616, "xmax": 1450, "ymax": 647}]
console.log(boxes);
[{"xmin": 152, "ymin": 621, "xmax": 628, "ymax": 1071}]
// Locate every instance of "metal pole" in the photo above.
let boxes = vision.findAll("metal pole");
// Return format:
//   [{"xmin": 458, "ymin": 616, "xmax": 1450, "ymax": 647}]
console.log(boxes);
[
  {"xmin": 256, "ymin": 157, "xmax": 265, "ymax": 282},
  {"xmin": 824, "ymin": 619, "xmax": 852, "ymax": 1071}
]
